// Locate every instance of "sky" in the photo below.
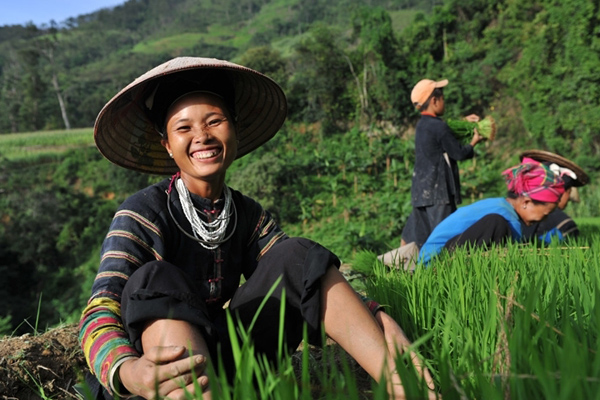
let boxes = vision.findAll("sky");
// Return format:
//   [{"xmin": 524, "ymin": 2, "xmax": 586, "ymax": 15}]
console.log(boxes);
[{"xmin": 0, "ymin": 0, "xmax": 126, "ymax": 27}]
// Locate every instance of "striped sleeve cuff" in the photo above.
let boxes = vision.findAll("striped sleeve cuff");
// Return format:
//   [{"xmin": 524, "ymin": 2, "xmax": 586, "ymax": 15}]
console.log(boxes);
[{"xmin": 360, "ymin": 294, "xmax": 384, "ymax": 315}]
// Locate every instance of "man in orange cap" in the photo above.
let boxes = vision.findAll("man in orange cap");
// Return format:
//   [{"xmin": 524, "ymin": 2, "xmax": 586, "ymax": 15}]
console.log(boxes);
[{"xmin": 400, "ymin": 78, "xmax": 484, "ymax": 249}]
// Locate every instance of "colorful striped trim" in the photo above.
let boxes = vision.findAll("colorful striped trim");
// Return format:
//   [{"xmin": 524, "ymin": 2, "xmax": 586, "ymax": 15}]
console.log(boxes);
[
  {"xmin": 114, "ymin": 210, "xmax": 163, "ymax": 239},
  {"xmin": 259, "ymin": 218, "xmax": 277, "ymax": 238},
  {"xmin": 79, "ymin": 297, "xmax": 138, "ymax": 392},
  {"xmin": 95, "ymin": 271, "xmax": 130, "ymax": 281},
  {"xmin": 89, "ymin": 289, "xmax": 123, "ymax": 300},
  {"xmin": 360, "ymin": 295, "xmax": 384, "ymax": 316},
  {"xmin": 101, "ymin": 250, "xmax": 143, "ymax": 267},
  {"xmin": 248, "ymin": 210, "xmax": 267, "ymax": 245},
  {"xmin": 107, "ymin": 230, "xmax": 162, "ymax": 260},
  {"xmin": 258, "ymin": 232, "xmax": 286, "ymax": 261}
]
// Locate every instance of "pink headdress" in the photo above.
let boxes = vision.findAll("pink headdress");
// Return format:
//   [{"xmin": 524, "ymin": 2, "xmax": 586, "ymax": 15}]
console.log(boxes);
[{"xmin": 502, "ymin": 161, "xmax": 565, "ymax": 203}]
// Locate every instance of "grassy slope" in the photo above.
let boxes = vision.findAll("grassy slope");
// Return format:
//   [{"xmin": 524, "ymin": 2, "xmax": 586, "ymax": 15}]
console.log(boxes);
[
  {"xmin": 0, "ymin": 128, "xmax": 94, "ymax": 161},
  {"xmin": 129, "ymin": 3, "xmax": 422, "ymax": 58}
]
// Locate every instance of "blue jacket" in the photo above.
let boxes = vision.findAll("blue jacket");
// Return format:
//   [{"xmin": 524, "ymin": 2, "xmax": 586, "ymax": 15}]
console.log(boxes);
[{"xmin": 419, "ymin": 198, "xmax": 522, "ymax": 264}]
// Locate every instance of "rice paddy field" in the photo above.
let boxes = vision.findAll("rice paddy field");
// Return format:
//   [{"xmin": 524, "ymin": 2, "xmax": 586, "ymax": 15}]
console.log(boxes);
[
  {"xmin": 362, "ymin": 238, "xmax": 600, "ymax": 399},
  {"xmin": 175, "ymin": 239, "xmax": 600, "ymax": 400}
]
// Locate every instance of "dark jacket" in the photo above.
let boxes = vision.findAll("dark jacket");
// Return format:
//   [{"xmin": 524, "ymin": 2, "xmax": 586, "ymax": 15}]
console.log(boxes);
[
  {"xmin": 411, "ymin": 114, "xmax": 475, "ymax": 207},
  {"xmin": 521, "ymin": 209, "xmax": 579, "ymax": 242}
]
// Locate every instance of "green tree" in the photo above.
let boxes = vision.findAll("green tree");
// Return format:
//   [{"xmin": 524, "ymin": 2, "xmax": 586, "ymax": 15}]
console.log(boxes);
[
  {"xmin": 495, "ymin": 0, "xmax": 600, "ymax": 166},
  {"xmin": 348, "ymin": 7, "xmax": 412, "ymax": 126},
  {"xmin": 237, "ymin": 46, "xmax": 288, "ymax": 89},
  {"xmin": 288, "ymin": 23, "xmax": 353, "ymax": 132}
]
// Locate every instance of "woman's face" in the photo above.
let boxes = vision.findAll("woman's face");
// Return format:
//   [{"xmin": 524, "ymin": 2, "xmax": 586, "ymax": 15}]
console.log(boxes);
[
  {"xmin": 518, "ymin": 198, "xmax": 558, "ymax": 226},
  {"xmin": 161, "ymin": 92, "xmax": 237, "ymax": 190}
]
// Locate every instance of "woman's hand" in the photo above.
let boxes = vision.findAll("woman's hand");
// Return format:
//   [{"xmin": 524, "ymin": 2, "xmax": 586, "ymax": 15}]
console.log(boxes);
[
  {"xmin": 119, "ymin": 345, "xmax": 210, "ymax": 399},
  {"xmin": 375, "ymin": 311, "xmax": 438, "ymax": 398}
]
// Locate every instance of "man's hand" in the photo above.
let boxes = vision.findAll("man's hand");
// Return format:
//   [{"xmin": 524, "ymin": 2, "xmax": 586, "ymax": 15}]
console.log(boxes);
[
  {"xmin": 470, "ymin": 128, "xmax": 484, "ymax": 146},
  {"xmin": 119, "ymin": 345, "xmax": 210, "ymax": 399},
  {"xmin": 464, "ymin": 114, "xmax": 480, "ymax": 123}
]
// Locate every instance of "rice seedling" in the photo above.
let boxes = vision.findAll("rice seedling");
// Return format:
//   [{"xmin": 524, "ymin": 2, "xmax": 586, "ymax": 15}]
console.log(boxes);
[
  {"xmin": 447, "ymin": 115, "xmax": 497, "ymax": 142},
  {"xmin": 359, "ymin": 238, "xmax": 600, "ymax": 399}
]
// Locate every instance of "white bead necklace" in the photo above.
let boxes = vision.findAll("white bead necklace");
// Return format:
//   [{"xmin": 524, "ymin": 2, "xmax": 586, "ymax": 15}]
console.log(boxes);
[{"xmin": 175, "ymin": 178, "xmax": 232, "ymax": 250}]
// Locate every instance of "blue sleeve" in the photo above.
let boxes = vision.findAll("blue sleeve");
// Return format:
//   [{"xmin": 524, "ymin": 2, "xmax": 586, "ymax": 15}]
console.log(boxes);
[{"xmin": 539, "ymin": 228, "xmax": 564, "ymax": 244}]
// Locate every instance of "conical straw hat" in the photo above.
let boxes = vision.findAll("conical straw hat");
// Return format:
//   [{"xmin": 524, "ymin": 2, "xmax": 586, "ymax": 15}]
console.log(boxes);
[
  {"xmin": 94, "ymin": 57, "xmax": 287, "ymax": 175},
  {"xmin": 519, "ymin": 149, "xmax": 589, "ymax": 187}
]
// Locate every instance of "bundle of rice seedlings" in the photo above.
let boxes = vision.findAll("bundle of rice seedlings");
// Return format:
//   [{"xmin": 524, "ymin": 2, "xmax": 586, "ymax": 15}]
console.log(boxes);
[
  {"xmin": 447, "ymin": 115, "xmax": 497, "ymax": 141},
  {"xmin": 351, "ymin": 250, "xmax": 378, "ymax": 276}
]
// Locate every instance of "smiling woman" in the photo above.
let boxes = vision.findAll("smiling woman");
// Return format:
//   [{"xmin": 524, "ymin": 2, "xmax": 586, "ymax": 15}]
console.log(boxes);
[
  {"xmin": 80, "ymin": 56, "xmax": 437, "ymax": 400},
  {"xmin": 161, "ymin": 92, "xmax": 238, "ymax": 198}
]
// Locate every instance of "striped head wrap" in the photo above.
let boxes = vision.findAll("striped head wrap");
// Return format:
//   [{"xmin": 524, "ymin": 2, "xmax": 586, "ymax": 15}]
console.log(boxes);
[{"xmin": 502, "ymin": 162, "xmax": 565, "ymax": 203}]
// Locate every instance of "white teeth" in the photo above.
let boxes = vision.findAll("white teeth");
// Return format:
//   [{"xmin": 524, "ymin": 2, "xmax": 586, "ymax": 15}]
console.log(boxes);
[{"xmin": 193, "ymin": 150, "xmax": 219, "ymax": 159}]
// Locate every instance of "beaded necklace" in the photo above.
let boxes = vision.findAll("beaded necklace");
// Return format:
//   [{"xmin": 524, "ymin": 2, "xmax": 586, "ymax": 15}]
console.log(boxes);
[{"xmin": 172, "ymin": 177, "xmax": 235, "ymax": 250}]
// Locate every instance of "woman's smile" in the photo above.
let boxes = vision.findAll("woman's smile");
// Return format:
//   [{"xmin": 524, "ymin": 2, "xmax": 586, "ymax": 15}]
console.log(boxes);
[
  {"xmin": 161, "ymin": 92, "xmax": 238, "ymax": 198},
  {"xmin": 191, "ymin": 148, "xmax": 221, "ymax": 160}
]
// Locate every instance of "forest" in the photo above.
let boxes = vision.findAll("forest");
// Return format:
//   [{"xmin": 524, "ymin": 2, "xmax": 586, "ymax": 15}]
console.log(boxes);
[{"xmin": 1, "ymin": 0, "xmax": 599, "ymax": 338}]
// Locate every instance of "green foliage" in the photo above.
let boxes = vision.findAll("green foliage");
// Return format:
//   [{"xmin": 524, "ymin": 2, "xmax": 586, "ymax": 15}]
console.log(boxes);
[
  {"xmin": 287, "ymin": 23, "xmax": 354, "ymax": 131},
  {"xmin": 349, "ymin": 250, "xmax": 379, "ymax": 276},
  {"xmin": 492, "ymin": 0, "xmax": 600, "ymax": 164},
  {"xmin": 236, "ymin": 46, "xmax": 288, "ymax": 90},
  {"xmin": 0, "ymin": 146, "xmax": 155, "ymax": 333},
  {"xmin": 228, "ymin": 153, "xmax": 288, "ymax": 222},
  {"xmin": 132, "ymin": 32, "xmax": 207, "ymax": 54},
  {"xmin": 447, "ymin": 116, "xmax": 497, "ymax": 141},
  {"xmin": 0, "ymin": 128, "xmax": 93, "ymax": 160}
]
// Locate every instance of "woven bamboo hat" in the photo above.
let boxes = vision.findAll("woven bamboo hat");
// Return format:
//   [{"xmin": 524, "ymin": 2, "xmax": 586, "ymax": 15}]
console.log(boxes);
[
  {"xmin": 94, "ymin": 57, "xmax": 288, "ymax": 175},
  {"xmin": 519, "ymin": 149, "xmax": 589, "ymax": 187}
]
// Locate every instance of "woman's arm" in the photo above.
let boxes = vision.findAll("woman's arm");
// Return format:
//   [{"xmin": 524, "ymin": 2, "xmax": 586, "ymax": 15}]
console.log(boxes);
[{"xmin": 79, "ymin": 188, "xmax": 171, "ymax": 395}]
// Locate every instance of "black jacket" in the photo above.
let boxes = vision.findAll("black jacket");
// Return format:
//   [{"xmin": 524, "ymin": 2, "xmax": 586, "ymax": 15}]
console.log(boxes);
[{"xmin": 411, "ymin": 114, "xmax": 475, "ymax": 207}]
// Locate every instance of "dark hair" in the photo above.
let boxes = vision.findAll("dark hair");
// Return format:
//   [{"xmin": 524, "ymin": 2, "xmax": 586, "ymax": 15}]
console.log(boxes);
[
  {"xmin": 419, "ymin": 87, "xmax": 444, "ymax": 110},
  {"xmin": 143, "ymin": 69, "xmax": 237, "ymax": 136}
]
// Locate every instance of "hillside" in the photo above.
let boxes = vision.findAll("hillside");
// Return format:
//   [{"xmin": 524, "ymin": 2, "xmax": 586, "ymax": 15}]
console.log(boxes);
[
  {"xmin": 0, "ymin": 0, "xmax": 599, "ymax": 354},
  {"xmin": 1, "ymin": 1, "xmax": 600, "ymax": 398},
  {"xmin": 0, "ymin": 0, "xmax": 598, "ymax": 171}
]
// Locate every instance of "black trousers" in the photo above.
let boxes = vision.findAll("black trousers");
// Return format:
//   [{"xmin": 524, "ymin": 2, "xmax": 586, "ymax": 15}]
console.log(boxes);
[
  {"xmin": 86, "ymin": 237, "xmax": 339, "ymax": 399},
  {"xmin": 402, "ymin": 201, "xmax": 456, "ymax": 248}
]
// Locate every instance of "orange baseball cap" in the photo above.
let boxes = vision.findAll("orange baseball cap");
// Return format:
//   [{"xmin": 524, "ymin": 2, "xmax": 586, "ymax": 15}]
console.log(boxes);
[{"xmin": 410, "ymin": 79, "xmax": 448, "ymax": 109}]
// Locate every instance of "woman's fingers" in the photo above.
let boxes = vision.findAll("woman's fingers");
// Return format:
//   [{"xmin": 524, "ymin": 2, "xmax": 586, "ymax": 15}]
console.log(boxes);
[
  {"xmin": 375, "ymin": 311, "xmax": 438, "ymax": 395},
  {"xmin": 164, "ymin": 378, "xmax": 212, "ymax": 400},
  {"xmin": 159, "ymin": 373, "xmax": 209, "ymax": 399},
  {"xmin": 156, "ymin": 354, "xmax": 207, "ymax": 381},
  {"xmin": 159, "ymin": 354, "xmax": 209, "ymax": 395},
  {"xmin": 144, "ymin": 345, "xmax": 187, "ymax": 363}
]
